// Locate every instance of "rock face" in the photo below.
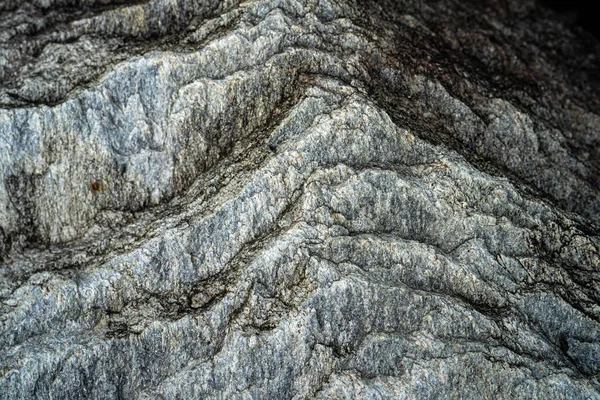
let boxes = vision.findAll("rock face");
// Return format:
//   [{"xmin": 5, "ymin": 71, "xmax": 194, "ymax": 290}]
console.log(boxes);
[{"xmin": 1, "ymin": 0, "xmax": 599, "ymax": 398}]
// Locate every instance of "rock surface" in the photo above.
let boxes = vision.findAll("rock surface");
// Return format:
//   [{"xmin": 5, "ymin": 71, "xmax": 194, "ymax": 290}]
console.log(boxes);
[{"xmin": 1, "ymin": 0, "xmax": 600, "ymax": 398}]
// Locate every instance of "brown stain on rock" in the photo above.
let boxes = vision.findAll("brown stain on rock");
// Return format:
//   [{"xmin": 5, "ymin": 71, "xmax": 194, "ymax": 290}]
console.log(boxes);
[{"xmin": 90, "ymin": 180, "xmax": 105, "ymax": 194}]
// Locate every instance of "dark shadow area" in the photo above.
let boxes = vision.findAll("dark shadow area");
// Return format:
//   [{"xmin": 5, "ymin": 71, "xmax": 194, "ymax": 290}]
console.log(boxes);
[{"xmin": 540, "ymin": 0, "xmax": 599, "ymax": 40}]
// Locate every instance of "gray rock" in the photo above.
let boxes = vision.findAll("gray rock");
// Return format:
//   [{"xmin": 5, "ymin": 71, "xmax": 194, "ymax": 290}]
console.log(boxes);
[{"xmin": 1, "ymin": 0, "xmax": 599, "ymax": 398}]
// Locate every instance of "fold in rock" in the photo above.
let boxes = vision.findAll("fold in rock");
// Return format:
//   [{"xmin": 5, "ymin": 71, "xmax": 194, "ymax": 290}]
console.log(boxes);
[{"xmin": 0, "ymin": 0, "xmax": 599, "ymax": 399}]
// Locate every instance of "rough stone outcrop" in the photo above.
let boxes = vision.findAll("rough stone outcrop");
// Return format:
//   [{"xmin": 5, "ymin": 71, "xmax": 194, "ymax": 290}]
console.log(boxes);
[{"xmin": 1, "ymin": 0, "xmax": 599, "ymax": 398}]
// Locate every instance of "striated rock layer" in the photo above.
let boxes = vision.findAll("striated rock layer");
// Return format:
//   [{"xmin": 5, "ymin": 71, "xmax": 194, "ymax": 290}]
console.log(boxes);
[{"xmin": 1, "ymin": 0, "xmax": 600, "ymax": 398}]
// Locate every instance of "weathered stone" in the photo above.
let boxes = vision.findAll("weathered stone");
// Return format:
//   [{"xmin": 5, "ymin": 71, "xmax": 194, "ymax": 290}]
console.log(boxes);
[{"xmin": 1, "ymin": 0, "xmax": 599, "ymax": 398}]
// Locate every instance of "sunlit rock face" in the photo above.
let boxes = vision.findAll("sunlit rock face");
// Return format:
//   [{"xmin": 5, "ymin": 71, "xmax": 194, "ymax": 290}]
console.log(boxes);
[{"xmin": 1, "ymin": 0, "xmax": 599, "ymax": 398}]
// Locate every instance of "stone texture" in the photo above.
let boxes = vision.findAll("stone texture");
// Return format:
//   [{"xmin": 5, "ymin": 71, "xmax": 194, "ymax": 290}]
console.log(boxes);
[{"xmin": 1, "ymin": 0, "xmax": 599, "ymax": 398}]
